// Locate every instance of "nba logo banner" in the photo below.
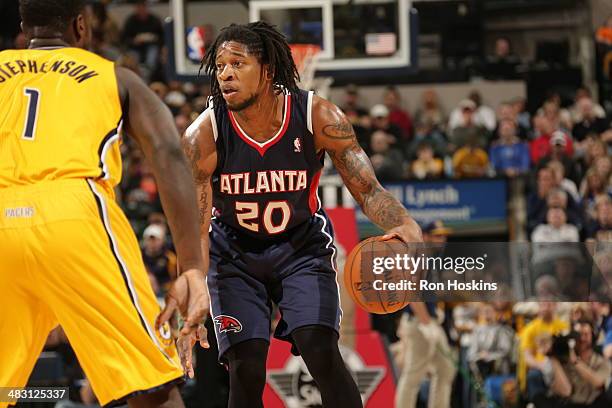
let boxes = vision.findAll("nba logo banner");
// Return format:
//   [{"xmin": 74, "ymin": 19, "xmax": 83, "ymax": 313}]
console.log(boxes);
[{"xmin": 186, "ymin": 26, "xmax": 205, "ymax": 63}]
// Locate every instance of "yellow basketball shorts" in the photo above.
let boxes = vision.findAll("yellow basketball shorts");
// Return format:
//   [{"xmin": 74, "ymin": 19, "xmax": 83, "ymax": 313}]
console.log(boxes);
[{"xmin": 0, "ymin": 179, "xmax": 183, "ymax": 407}]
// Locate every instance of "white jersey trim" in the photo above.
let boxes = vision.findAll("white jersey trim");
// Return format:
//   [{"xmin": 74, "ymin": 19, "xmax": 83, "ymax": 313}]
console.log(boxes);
[{"xmin": 306, "ymin": 91, "xmax": 314, "ymax": 134}]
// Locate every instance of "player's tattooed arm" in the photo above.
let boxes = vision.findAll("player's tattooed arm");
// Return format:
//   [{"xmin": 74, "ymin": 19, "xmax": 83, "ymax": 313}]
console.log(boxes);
[
  {"xmin": 312, "ymin": 96, "xmax": 422, "ymax": 242},
  {"xmin": 182, "ymin": 110, "xmax": 218, "ymax": 272}
]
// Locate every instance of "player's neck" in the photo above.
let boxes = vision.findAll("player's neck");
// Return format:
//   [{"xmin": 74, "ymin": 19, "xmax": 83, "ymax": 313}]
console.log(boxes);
[
  {"xmin": 29, "ymin": 38, "xmax": 70, "ymax": 49},
  {"xmin": 28, "ymin": 28, "xmax": 71, "ymax": 49},
  {"xmin": 234, "ymin": 91, "xmax": 284, "ymax": 141}
]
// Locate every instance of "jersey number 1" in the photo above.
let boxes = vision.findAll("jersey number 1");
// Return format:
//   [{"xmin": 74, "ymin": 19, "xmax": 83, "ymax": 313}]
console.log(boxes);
[{"xmin": 23, "ymin": 88, "xmax": 41, "ymax": 140}]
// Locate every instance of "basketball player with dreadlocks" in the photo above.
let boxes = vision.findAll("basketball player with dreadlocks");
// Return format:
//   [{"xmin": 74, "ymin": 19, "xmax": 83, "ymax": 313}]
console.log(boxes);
[{"xmin": 183, "ymin": 22, "xmax": 422, "ymax": 408}]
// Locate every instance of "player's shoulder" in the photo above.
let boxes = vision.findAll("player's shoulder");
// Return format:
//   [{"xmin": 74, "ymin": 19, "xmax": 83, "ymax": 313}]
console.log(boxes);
[
  {"xmin": 73, "ymin": 47, "xmax": 110, "ymax": 60},
  {"xmin": 0, "ymin": 48, "xmax": 15, "ymax": 60},
  {"xmin": 310, "ymin": 93, "xmax": 350, "ymax": 130},
  {"xmin": 185, "ymin": 104, "xmax": 217, "ymax": 146}
]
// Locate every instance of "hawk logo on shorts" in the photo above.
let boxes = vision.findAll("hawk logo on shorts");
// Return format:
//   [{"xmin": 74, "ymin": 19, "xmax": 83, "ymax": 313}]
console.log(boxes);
[{"xmin": 214, "ymin": 315, "xmax": 243, "ymax": 333}]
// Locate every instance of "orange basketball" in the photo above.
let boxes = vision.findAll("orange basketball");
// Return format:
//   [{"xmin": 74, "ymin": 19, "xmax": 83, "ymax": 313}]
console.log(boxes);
[{"xmin": 343, "ymin": 236, "xmax": 413, "ymax": 314}]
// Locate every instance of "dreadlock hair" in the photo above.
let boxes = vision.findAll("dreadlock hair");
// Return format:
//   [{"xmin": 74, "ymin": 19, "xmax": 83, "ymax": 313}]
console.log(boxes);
[
  {"xmin": 201, "ymin": 21, "xmax": 300, "ymax": 108},
  {"xmin": 19, "ymin": 0, "xmax": 86, "ymax": 34}
]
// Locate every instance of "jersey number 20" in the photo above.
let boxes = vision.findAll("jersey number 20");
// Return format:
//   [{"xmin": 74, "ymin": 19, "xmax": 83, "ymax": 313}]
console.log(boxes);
[
  {"xmin": 23, "ymin": 88, "xmax": 41, "ymax": 140},
  {"xmin": 236, "ymin": 201, "xmax": 291, "ymax": 234}
]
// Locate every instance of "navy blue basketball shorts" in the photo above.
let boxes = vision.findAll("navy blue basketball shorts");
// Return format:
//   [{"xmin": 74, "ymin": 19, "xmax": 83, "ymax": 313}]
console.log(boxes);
[{"xmin": 206, "ymin": 211, "xmax": 342, "ymax": 361}]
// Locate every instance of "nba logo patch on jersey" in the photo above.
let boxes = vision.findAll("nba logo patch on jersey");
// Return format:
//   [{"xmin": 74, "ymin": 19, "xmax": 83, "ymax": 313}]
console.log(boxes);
[
  {"xmin": 214, "ymin": 315, "xmax": 243, "ymax": 333},
  {"xmin": 293, "ymin": 137, "xmax": 302, "ymax": 153}
]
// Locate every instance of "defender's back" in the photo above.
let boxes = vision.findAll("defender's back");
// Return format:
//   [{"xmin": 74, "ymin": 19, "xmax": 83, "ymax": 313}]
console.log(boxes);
[{"xmin": 0, "ymin": 47, "xmax": 122, "ymax": 190}]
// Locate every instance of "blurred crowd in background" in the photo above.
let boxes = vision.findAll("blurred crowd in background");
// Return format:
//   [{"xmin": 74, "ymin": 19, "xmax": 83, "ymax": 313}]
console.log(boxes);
[{"xmin": 1, "ymin": 1, "xmax": 612, "ymax": 407}]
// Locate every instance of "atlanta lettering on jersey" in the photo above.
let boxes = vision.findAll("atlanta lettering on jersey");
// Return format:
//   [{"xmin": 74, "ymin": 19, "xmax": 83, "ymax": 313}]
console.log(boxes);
[{"xmin": 220, "ymin": 170, "xmax": 307, "ymax": 195}]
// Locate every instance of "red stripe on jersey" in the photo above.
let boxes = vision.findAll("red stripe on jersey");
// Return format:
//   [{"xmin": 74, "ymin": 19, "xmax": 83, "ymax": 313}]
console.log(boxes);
[
  {"xmin": 309, "ymin": 169, "xmax": 322, "ymax": 214},
  {"xmin": 228, "ymin": 93, "xmax": 292, "ymax": 157}
]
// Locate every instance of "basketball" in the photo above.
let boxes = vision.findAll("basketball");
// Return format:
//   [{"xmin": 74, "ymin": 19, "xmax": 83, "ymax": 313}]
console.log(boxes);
[{"xmin": 343, "ymin": 236, "xmax": 413, "ymax": 314}]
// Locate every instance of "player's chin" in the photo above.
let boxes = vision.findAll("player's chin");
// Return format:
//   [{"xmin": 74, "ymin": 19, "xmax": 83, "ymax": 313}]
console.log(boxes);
[{"xmin": 225, "ymin": 97, "xmax": 249, "ymax": 111}]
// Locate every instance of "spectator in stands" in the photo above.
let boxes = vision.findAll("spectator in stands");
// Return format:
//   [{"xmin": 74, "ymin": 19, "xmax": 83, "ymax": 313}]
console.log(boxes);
[
  {"xmin": 164, "ymin": 81, "xmax": 188, "ymax": 115},
  {"xmin": 569, "ymin": 87, "xmax": 607, "ymax": 125},
  {"xmin": 449, "ymin": 90, "xmax": 496, "ymax": 132},
  {"xmin": 448, "ymin": 99, "xmax": 488, "ymax": 152},
  {"xmin": 123, "ymin": 188, "xmax": 157, "ymax": 235},
  {"xmin": 494, "ymin": 101, "xmax": 528, "ymax": 140},
  {"xmin": 531, "ymin": 207, "xmax": 580, "ymax": 243},
  {"xmin": 369, "ymin": 130, "xmax": 405, "ymax": 181},
  {"xmin": 120, "ymin": 0, "xmax": 164, "ymax": 81},
  {"xmin": 569, "ymin": 303, "xmax": 595, "ymax": 326},
  {"xmin": 452, "ymin": 133, "xmax": 489, "ymax": 178},
  {"xmin": 519, "ymin": 302, "xmax": 569, "ymax": 398},
  {"xmin": 489, "ymin": 119, "xmax": 530, "ymax": 177},
  {"xmin": 537, "ymin": 92, "xmax": 573, "ymax": 132},
  {"xmin": 580, "ymin": 168, "xmax": 609, "ymax": 218},
  {"xmin": 572, "ymin": 97, "xmax": 609, "ymax": 142},
  {"xmin": 547, "ymin": 160, "xmax": 580, "ymax": 203},
  {"xmin": 586, "ymin": 195, "xmax": 612, "ymax": 239},
  {"xmin": 527, "ymin": 167, "xmax": 555, "ymax": 233},
  {"xmin": 534, "ymin": 320, "xmax": 611, "ymax": 408},
  {"xmin": 485, "ymin": 37, "xmax": 521, "ymax": 79},
  {"xmin": 383, "ymin": 86, "xmax": 413, "ymax": 140},
  {"xmin": 341, "ymin": 84, "xmax": 369, "ymax": 127},
  {"xmin": 539, "ymin": 133, "xmax": 581, "ymax": 185},
  {"xmin": 591, "ymin": 301, "xmax": 612, "ymax": 359},
  {"xmin": 90, "ymin": 1, "xmax": 120, "ymax": 46},
  {"xmin": 174, "ymin": 114, "xmax": 190, "ymax": 136},
  {"xmin": 369, "ymin": 104, "xmax": 403, "ymax": 143},
  {"xmin": 408, "ymin": 117, "xmax": 447, "ymax": 159},
  {"xmin": 149, "ymin": 81, "xmax": 168, "ymax": 101},
  {"xmin": 414, "ymin": 89, "xmax": 447, "ymax": 133},
  {"xmin": 533, "ymin": 274, "xmax": 564, "ymax": 301},
  {"xmin": 543, "ymin": 188, "xmax": 583, "ymax": 229},
  {"xmin": 91, "ymin": 28, "xmax": 121, "ymax": 62},
  {"xmin": 141, "ymin": 224, "xmax": 177, "ymax": 296},
  {"xmin": 582, "ymin": 137, "xmax": 608, "ymax": 171},
  {"xmin": 595, "ymin": 15, "xmax": 612, "ymax": 45},
  {"xmin": 530, "ymin": 115, "xmax": 573, "ymax": 164},
  {"xmin": 491, "ymin": 37, "xmax": 516, "ymax": 62},
  {"xmin": 594, "ymin": 156, "xmax": 611, "ymax": 182},
  {"xmin": 396, "ymin": 302, "xmax": 455, "ymax": 408},
  {"xmin": 410, "ymin": 142, "xmax": 443, "ymax": 179},
  {"xmin": 467, "ymin": 303, "xmax": 515, "ymax": 378},
  {"xmin": 511, "ymin": 97, "xmax": 532, "ymax": 134}
]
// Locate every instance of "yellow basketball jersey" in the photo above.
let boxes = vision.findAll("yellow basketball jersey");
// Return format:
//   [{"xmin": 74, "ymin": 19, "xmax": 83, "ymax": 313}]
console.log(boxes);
[{"xmin": 0, "ymin": 47, "xmax": 122, "ymax": 192}]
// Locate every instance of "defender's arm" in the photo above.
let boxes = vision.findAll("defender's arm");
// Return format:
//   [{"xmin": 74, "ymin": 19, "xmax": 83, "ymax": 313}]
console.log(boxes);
[
  {"xmin": 116, "ymin": 67, "xmax": 210, "ymax": 377},
  {"xmin": 116, "ymin": 66, "xmax": 204, "ymax": 273}
]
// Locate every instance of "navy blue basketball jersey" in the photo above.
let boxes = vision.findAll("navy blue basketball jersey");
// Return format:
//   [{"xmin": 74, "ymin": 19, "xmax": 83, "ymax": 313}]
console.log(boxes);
[{"xmin": 206, "ymin": 89, "xmax": 324, "ymax": 238}]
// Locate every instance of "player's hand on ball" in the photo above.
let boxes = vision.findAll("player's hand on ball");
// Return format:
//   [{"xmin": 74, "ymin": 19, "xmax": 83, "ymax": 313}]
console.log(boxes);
[
  {"xmin": 381, "ymin": 218, "xmax": 423, "ymax": 243},
  {"xmin": 156, "ymin": 268, "xmax": 210, "ymax": 377}
]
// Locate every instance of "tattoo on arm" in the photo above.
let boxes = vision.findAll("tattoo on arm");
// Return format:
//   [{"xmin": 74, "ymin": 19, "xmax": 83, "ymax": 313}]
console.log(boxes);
[
  {"xmin": 322, "ymin": 117, "xmax": 409, "ymax": 230},
  {"xmin": 181, "ymin": 136, "xmax": 211, "ymax": 227},
  {"xmin": 197, "ymin": 185, "xmax": 209, "ymax": 226},
  {"xmin": 181, "ymin": 136, "xmax": 208, "ymax": 184},
  {"xmin": 322, "ymin": 120, "xmax": 357, "ymax": 140}
]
